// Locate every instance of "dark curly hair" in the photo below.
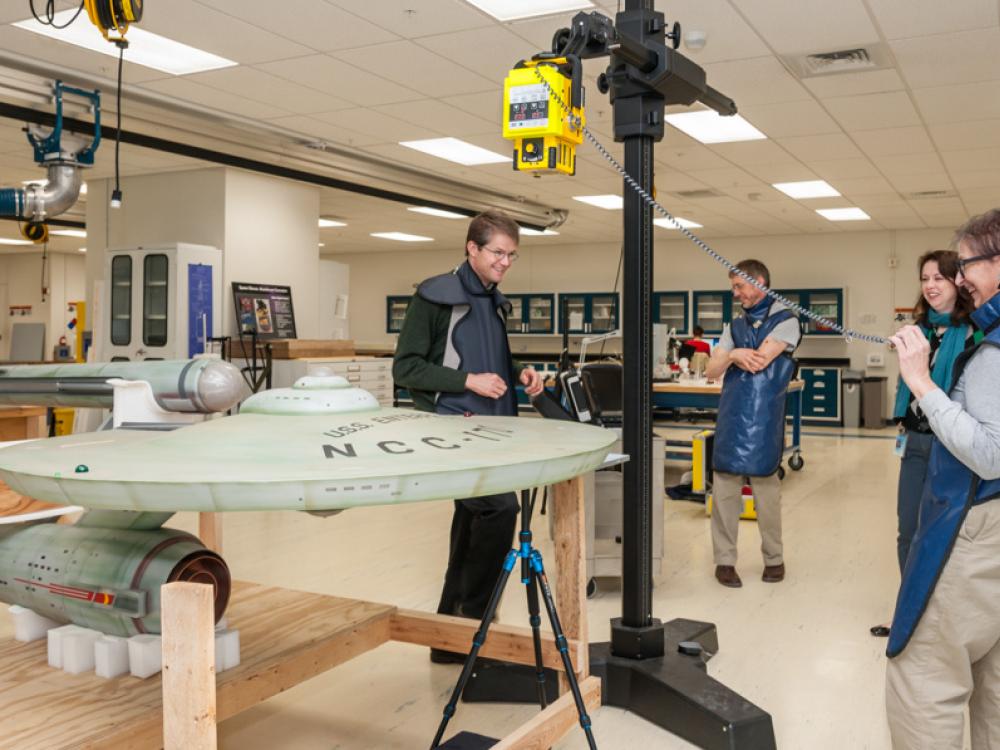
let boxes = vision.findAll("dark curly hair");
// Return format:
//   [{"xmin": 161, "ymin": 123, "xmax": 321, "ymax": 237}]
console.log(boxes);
[{"xmin": 912, "ymin": 249, "xmax": 974, "ymax": 327}]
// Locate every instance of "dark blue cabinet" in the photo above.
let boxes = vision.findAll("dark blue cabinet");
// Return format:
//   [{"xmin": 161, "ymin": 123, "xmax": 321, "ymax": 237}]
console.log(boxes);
[
  {"xmin": 692, "ymin": 290, "xmax": 738, "ymax": 335},
  {"xmin": 505, "ymin": 293, "xmax": 555, "ymax": 334},
  {"xmin": 386, "ymin": 295, "xmax": 411, "ymax": 333},
  {"xmin": 557, "ymin": 293, "xmax": 620, "ymax": 334},
  {"xmin": 652, "ymin": 291, "xmax": 689, "ymax": 334},
  {"xmin": 774, "ymin": 288, "xmax": 844, "ymax": 336},
  {"xmin": 800, "ymin": 366, "xmax": 842, "ymax": 423}
]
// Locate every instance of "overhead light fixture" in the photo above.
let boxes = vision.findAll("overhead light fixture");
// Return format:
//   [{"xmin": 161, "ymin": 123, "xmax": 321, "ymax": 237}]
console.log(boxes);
[
  {"xmin": 664, "ymin": 111, "xmax": 766, "ymax": 144},
  {"xmin": 14, "ymin": 11, "xmax": 237, "ymax": 75},
  {"xmin": 773, "ymin": 180, "xmax": 840, "ymax": 199},
  {"xmin": 653, "ymin": 217, "xmax": 702, "ymax": 229},
  {"xmin": 519, "ymin": 227, "xmax": 560, "ymax": 236},
  {"xmin": 80, "ymin": 182, "xmax": 88, "ymax": 195},
  {"xmin": 371, "ymin": 232, "xmax": 434, "ymax": 242},
  {"xmin": 78, "ymin": 247, "xmax": 87, "ymax": 253},
  {"xmin": 408, "ymin": 207, "xmax": 467, "ymax": 219},
  {"xmin": 318, "ymin": 243, "xmax": 326, "ymax": 248},
  {"xmin": 572, "ymin": 194, "xmax": 623, "ymax": 210},
  {"xmin": 399, "ymin": 137, "xmax": 508, "ymax": 166},
  {"xmin": 319, "ymin": 218, "xmax": 347, "ymax": 228},
  {"xmin": 50, "ymin": 229, "xmax": 87, "ymax": 238},
  {"xmin": 0, "ymin": 238, "xmax": 32, "ymax": 245},
  {"xmin": 816, "ymin": 207, "xmax": 870, "ymax": 221},
  {"xmin": 463, "ymin": 0, "xmax": 593, "ymax": 21}
]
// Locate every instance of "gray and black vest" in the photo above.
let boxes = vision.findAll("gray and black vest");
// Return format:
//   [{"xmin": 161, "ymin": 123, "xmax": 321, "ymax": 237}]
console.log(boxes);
[{"xmin": 417, "ymin": 261, "xmax": 517, "ymax": 417}]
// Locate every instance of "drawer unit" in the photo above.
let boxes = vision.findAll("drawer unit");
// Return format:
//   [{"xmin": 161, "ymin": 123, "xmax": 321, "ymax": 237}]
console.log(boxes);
[
  {"xmin": 269, "ymin": 357, "xmax": 394, "ymax": 405},
  {"xmin": 800, "ymin": 366, "xmax": 841, "ymax": 423}
]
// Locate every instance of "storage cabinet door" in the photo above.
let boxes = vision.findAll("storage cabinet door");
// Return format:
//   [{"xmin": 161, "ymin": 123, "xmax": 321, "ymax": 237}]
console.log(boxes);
[{"xmin": 526, "ymin": 294, "xmax": 554, "ymax": 334}]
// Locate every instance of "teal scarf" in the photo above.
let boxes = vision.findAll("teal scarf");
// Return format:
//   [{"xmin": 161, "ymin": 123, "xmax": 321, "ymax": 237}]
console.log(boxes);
[{"xmin": 893, "ymin": 310, "xmax": 968, "ymax": 419}]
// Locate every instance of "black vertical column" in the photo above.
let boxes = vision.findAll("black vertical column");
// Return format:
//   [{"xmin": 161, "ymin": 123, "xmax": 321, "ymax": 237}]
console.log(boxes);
[{"xmin": 620, "ymin": 135, "xmax": 654, "ymax": 628}]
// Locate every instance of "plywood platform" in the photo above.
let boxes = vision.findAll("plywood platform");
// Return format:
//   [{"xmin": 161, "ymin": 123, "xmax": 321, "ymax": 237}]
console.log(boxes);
[{"xmin": 0, "ymin": 581, "xmax": 395, "ymax": 750}]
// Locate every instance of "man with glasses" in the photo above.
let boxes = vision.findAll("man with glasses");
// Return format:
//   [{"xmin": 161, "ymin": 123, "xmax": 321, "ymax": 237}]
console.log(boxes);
[{"xmin": 393, "ymin": 209, "xmax": 543, "ymax": 662}]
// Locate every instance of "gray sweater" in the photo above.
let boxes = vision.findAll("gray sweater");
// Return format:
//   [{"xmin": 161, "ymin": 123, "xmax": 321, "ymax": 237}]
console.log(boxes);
[{"xmin": 919, "ymin": 344, "xmax": 1000, "ymax": 480}]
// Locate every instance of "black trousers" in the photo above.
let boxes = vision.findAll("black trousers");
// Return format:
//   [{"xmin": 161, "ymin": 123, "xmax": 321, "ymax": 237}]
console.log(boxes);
[{"xmin": 436, "ymin": 492, "xmax": 519, "ymax": 620}]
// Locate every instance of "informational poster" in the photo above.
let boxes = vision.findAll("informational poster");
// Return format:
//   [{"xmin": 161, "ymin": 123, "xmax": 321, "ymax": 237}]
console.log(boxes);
[
  {"xmin": 231, "ymin": 282, "xmax": 297, "ymax": 339},
  {"xmin": 188, "ymin": 264, "xmax": 214, "ymax": 357}
]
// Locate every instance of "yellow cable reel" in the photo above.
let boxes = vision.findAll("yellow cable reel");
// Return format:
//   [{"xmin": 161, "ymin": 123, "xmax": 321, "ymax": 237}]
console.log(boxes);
[
  {"xmin": 83, "ymin": 0, "xmax": 142, "ymax": 42},
  {"xmin": 20, "ymin": 222, "xmax": 48, "ymax": 245}
]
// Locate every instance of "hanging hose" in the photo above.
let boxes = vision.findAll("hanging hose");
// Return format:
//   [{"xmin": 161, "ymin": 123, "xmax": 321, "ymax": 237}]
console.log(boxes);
[{"xmin": 533, "ymin": 67, "xmax": 890, "ymax": 346}]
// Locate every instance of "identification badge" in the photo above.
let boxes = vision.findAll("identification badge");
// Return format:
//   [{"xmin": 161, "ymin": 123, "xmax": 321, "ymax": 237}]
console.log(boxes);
[{"xmin": 894, "ymin": 432, "xmax": 908, "ymax": 458}]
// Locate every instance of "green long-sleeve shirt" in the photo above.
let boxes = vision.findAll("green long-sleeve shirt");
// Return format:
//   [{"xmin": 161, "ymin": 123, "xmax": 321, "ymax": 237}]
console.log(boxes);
[{"xmin": 392, "ymin": 293, "xmax": 523, "ymax": 413}]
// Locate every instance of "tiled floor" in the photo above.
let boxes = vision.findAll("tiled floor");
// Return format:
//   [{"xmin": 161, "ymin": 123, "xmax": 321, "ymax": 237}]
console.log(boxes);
[{"xmin": 0, "ymin": 424, "xmax": 913, "ymax": 748}]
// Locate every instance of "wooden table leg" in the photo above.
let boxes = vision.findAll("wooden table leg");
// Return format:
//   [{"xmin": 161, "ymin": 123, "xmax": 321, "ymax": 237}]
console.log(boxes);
[
  {"xmin": 199, "ymin": 512, "xmax": 223, "ymax": 554},
  {"xmin": 551, "ymin": 474, "xmax": 588, "ymax": 691}
]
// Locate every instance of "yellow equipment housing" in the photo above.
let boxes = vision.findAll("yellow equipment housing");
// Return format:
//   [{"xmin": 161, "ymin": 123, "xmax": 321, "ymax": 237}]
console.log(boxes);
[{"xmin": 502, "ymin": 59, "xmax": 584, "ymax": 176}]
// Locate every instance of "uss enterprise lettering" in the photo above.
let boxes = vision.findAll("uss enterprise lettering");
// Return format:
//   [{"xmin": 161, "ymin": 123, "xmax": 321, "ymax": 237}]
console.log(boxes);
[{"xmin": 322, "ymin": 420, "xmax": 516, "ymax": 459}]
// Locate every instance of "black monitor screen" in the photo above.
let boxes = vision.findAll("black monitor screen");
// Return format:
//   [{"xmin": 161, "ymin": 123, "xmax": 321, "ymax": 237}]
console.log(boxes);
[{"xmin": 581, "ymin": 364, "xmax": 623, "ymax": 417}]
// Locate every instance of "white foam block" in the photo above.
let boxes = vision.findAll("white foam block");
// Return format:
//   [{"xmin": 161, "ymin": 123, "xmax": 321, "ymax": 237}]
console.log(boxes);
[
  {"xmin": 214, "ymin": 629, "xmax": 240, "ymax": 673},
  {"xmin": 95, "ymin": 635, "xmax": 130, "ymax": 679},
  {"xmin": 9, "ymin": 605, "xmax": 61, "ymax": 643},
  {"xmin": 128, "ymin": 634, "xmax": 162, "ymax": 679},
  {"xmin": 47, "ymin": 625, "xmax": 89, "ymax": 669},
  {"xmin": 62, "ymin": 629, "xmax": 102, "ymax": 675}
]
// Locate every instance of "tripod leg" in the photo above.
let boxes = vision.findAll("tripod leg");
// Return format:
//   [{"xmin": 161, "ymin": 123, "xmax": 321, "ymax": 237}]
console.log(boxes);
[
  {"xmin": 526, "ymin": 571, "xmax": 548, "ymax": 710},
  {"xmin": 430, "ymin": 548, "xmax": 517, "ymax": 750},
  {"xmin": 531, "ymin": 551, "xmax": 599, "ymax": 750}
]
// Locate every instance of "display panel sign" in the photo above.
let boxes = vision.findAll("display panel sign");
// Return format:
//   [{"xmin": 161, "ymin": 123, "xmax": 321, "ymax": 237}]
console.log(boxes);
[{"xmin": 232, "ymin": 282, "xmax": 297, "ymax": 339}]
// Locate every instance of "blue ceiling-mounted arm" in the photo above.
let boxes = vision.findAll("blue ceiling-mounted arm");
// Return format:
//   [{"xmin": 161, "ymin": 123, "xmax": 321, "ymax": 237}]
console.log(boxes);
[{"xmin": 27, "ymin": 80, "xmax": 102, "ymax": 165}]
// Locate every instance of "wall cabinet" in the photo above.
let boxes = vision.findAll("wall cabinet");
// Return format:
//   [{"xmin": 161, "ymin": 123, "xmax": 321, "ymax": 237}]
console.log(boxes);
[
  {"xmin": 386, "ymin": 296, "xmax": 412, "ymax": 334},
  {"xmin": 506, "ymin": 293, "xmax": 555, "ymax": 335},
  {"xmin": 557, "ymin": 292, "xmax": 620, "ymax": 334},
  {"xmin": 775, "ymin": 288, "xmax": 844, "ymax": 336},
  {"xmin": 692, "ymin": 290, "xmax": 739, "ymax": 335},
  {"xmin": 651, "ymin": 291, "xmax": 689, "ymax": 334}
]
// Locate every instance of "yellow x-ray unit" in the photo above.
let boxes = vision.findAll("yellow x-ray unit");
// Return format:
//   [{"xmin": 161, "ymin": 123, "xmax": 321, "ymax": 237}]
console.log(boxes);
[{"xmin": 502, "ymin": 58, "xmax": 584, "ymax": 176}]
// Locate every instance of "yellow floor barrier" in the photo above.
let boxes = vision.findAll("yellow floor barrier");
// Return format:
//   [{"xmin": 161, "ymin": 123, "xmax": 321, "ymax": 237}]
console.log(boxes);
[
  {"xmin": 52, "ymin": 408, "xmax": 74, "ymax": 436},
  {"xmin": 706, "ymin": 490, "xmax": 758, "ymax": 521}
]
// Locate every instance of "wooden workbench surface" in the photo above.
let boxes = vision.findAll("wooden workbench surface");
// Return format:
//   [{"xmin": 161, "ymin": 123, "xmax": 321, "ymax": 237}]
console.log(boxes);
[
  {"xmin": 653, "ymin": 378, "xmax": 805, "ymax": 394},
  {"xmin": 0, "ymin": 581, "xmax": 396, "ymax": 750}
]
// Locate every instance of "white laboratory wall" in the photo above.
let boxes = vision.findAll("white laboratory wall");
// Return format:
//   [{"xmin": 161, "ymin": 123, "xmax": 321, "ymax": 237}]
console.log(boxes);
[{"xmin": 319, "ymin": 259, "xmax": 350, "ymax": 340}]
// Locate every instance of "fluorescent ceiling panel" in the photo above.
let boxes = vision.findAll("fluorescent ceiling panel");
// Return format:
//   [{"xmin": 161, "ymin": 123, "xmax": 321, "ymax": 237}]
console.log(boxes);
[
  {"xmin": 572, "ymin": 194, "xmax": 623, "ymax": 210},
  {"xmin": 50, "ymin": 229, "xmax": 87, "ymax": 238},
  {"xmin": 319, "ymin": 218, "xmax": 347, "ymax": 227},
  {"xmin": 371, "ymin": 232, "xmax": 434, "ymax": 242},
  {"xmin": 0, "ymin": 238, "xmax": 31, "ymax": 245},
  {"xmin": 664, "ymin": 111, "xmax": 766, "ymax": 144},
  {"xmin": 464, "ymin": 0, "xmax": 593, "ymax": 22},
  {"xmin": 399, "ymin": 137, "xmax": 508, "ymax": 166},
  {"xmin": 653, "ymin": 217, "xmax": 703, "ymax": 229},
  {"xmin": 520, "ymin": 227, "xmax": 560, "ymax": 236},
  {"xmin": 408, "ymin": 207, "xmax": 466, "ymax": 219},
  {"xmin": 14, "ymin": 11, "xmax": 236, "ymax": 75},
  {"xmin": 772, "ymin": 180, "xmax": 840, "ymax": 199},
  {"xmin": 78, "ymin": 247, "xmax": 86, "ymax": 252},
  {"xmin": 816, "ymin": 207, "xmax": 870, "ymax": 221}
]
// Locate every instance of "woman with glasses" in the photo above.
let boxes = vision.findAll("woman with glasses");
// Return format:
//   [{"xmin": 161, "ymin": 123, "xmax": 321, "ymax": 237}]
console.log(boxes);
[
  {"xmin": 885, "ymin": 209, "xmax": 1000, "ymax": 749},
  {"xmin": 870, "ymin": 250, "xmax": 976, "ymax": 639}
]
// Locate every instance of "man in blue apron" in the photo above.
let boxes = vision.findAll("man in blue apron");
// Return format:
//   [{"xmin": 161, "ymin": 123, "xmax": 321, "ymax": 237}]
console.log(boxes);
[
  {"xmin": 886, "ymin": 210, "xmax": 1000, "ymax": 748},
  {"xmin": 392, "ymin": 209, "xmax": 543, "ymax": 662},
  {"xmin": 704, "ymin": 259, "xmax": 800, "ymax": 588}
]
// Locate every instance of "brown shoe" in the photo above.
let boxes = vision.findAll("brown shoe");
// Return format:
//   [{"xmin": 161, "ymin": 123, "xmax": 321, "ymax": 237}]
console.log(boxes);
[
  {"xmin": 715, "ymin": 565, "xmax": 742, "ymax": 588},
  {"xmin": 762, "ymin": 564, "xmax": 785, "ymax": 583}
]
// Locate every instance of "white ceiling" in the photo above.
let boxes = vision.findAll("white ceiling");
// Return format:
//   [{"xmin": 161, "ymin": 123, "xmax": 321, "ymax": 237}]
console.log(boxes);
[{"xmin": 0, "ymin": 0, "xmax": 998, "ymax": 255}]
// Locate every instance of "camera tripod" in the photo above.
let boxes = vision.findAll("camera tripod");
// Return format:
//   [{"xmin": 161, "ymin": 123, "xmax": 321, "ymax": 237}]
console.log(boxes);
[{"xmin": 430, "ymin": 487, "xmax": 598, "ymax": 749}]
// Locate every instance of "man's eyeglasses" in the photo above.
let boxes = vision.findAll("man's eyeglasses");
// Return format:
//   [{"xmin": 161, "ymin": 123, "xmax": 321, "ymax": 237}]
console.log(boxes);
[
  {"xmin": 478, "ymin": 244, "xmax": 519, "ymax": 263},
  {"xmin": 957, "ymin": 252, "xmax": 998, "ymax": 274}
]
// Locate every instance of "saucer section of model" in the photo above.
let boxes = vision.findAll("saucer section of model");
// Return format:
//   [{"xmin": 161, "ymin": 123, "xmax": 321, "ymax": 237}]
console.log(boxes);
[{"xmin": 0, "ymin": 379, "xmax": 615, "ymax": 513}]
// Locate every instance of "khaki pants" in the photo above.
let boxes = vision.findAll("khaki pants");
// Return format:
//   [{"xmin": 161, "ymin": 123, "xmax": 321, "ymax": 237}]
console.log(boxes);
[
  {"xmin": 710, "ymin": 470, "xmax": 782, "ymax": 567},
  {"xmin": 886, "ymin": 500, "xmax": 1000, "ymax": 749}
]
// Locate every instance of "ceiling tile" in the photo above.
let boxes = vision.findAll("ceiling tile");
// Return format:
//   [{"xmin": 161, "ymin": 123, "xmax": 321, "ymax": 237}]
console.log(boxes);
[
  {"xmin": 802, "ymin": 68, "xmax": 905, "ymax": 99},
  {"xmin": 330, "ymin": 41, "xmax": 495, "ymax": 97},
  {"xmin": 311, "ymin": 108, "xmax": 440, "ymax": 143},
  {"xmin": 703, "ymin": 57, "xmax": 812, "ymax": 106},
  {"xmin": 940, "ymin": 148, "xmax": 1000, "ymax": 174},
  {"xmin": 265, "ymin": 115, "xmax": 382, "ymax": 147},
  {"xmin": 329, "ymin": 0, "xmax": 494, "ymax": 37},
  {"xmin": 0, "ymin": 27, "xmax": 164, "ymax": 83},
  {"xmin": 873, "ymin": 152, "xmax": 946, "ymax": 177},
  {"xmin": 186, "ymin": 67, "xmax": 353, "ymax": 115},
  {"xmin": 887, "ymin": 172, "xmax": 955, "ymax": 194},
  {"xmin": 913, "ymin": 80, "xmax": 1000, "ymax": 124},
  {"xmin": 505, "ymin": 12, "xmax": 599, "ymax": 51},
  {"xmin": 142, "ymin": 0, "xmax": 314, "ymax": 63},
  {"xmin": 373, "ymin": 99, "xmax": 497, "ymax": 137},
  {"xmin": 778, "ymin": 134, "xmax": 864, "ymax": 161},
  {"xmin": 808, "ymin": 158, "xmax": 882, "ymax": 180},
  {"xmin": 637, "ymin": 0, "xmax": 770, "ymax": 64},
  {"xmin": 203, "ymin": 0, "xmax": 399, "ymax": 51},
  {"xmin": 852, "ymin": 126, "xmax": 935, "ymax": 158},
  {"xmin": 709, "ymin": 140, "xmax": 799, "ymax": 168},
  {"xmin": 748, "ymin": 163, "xmax": 819, "ymax": 184},
  {"xmin": 685, "ymin": 167, "xmax": 767, "ymax": 190},
  {"xmin": 831, "ymin": 175, "xmax": 896, "ymax": 196},
  {"xmin": 951, "ymin": 171, "xmax": 1000, "ymax": 190},
  {"xmin": 959, "ymin": 189, "xmax": 1000, "ymax": 214},
  {"xmin": 256, "ymin": 55, "xmax": 420, "ymax": 107},
  {"xmin": 733, "ymin": 0, "xmax": 879, "ymax": 54},
  {"xmin": 824, "ymin": 91, "xmax": 921, "ymax": 131},
  {"xmin": 928, "ymin": 120, "xmax": 1000, "ymax": 151},
  {"xmin": 738, "ymin": 100, "xmax": 841, "ymax": 138},
  {"xmin": 891, "ymin": 29, "xmax": 1000, "ymax": 89},
  {"xmin": 137, "ymin": 78, "xmax": 292, "ymax": 120},
  {"xmin": 655, "ymin": 144, "xmax": 732, "ymax": 172},
  {"xmin": 416, "ymin": 26, "xmax": 538, "ymax": 83},
  {"xmin": 865, "ymin": 0, "xmax": 998, "ymax": 40}
]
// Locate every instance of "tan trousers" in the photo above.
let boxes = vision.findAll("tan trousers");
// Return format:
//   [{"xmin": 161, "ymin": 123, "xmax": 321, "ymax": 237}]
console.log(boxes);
[
  {"xmin": 710, "ymin": 470, "xmax": 783, "ymax": 567},
  {"xmin": 886, "ymin": 499, "xmax": 1000, "ymax": 750}
]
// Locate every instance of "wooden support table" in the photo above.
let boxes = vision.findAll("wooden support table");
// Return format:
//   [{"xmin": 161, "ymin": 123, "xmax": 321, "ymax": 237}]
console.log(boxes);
[
  {"xmin": 0, "ymin": 475, "xmax": 596, "ymax": 750},
  {"xmin": 0, "ymin": 406, "xmax": 46, "ymax": 442}
]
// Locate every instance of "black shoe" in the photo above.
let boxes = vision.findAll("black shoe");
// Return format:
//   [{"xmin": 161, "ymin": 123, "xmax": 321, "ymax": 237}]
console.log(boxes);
[
  {"xmin": 870, "ymin": 624, "xmax": 890, "ymax": 638},
  {"xmin": 429, "ymin": 648, "xmax": 468, "ymax": 664}
]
